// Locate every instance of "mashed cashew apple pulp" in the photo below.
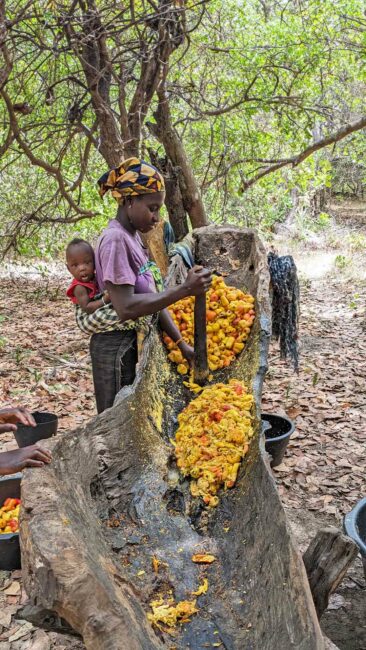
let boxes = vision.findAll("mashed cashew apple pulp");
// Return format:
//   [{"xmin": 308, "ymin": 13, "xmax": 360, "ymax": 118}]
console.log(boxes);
[
  {"xmin": 0, "ymin": 498, "xmax": 20, "ymax": 534},
  {"xmin": 163, "ymin": 275, "xmax": 255, "ymax": 375},
  {"xmin": 173, "ymin": 380, "xmax": 254, "ymax": 507}
]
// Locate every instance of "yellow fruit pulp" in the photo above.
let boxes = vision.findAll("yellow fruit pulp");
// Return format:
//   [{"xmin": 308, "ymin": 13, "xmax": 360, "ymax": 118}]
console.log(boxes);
[
  {"xmin": 174, "ymin": 380, "xmax": 254, "ymax": 507},
  {"xmin": 0, "ymin": 499, "xmax": 20, "ymax": 534},
  {"xmin": 163, "ymin": 276, "xmax": 255, "ymax": 375},
  {"xmin": 147, "ymin": 595, "xmax": 198, "ymax": 632}
]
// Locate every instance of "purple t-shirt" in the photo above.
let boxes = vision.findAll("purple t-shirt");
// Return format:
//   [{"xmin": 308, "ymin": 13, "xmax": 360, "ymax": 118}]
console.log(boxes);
[{"xmin": 95, "ymin": 219, "xmax": 155, "ymax": 294}]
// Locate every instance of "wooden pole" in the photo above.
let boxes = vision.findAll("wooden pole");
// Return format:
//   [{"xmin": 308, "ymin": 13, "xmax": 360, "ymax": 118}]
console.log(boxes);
[{"xmin": 193, "ymin": 293, "xmax": 209, "ymax": 385}]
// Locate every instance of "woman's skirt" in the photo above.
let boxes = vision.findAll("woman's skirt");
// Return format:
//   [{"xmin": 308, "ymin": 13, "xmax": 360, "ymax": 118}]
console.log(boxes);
[{"xmin": 89, "ymin": 329, "xmax": 137, "ymax": 414}]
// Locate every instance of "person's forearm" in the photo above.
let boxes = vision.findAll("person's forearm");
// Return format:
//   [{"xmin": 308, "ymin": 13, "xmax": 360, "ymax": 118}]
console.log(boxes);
[
  {"xmin": 83, "ymin": 297, "xmax": 106, "ymax": 314},
  {"xmin": 159, "ymin": 308, "xmax": 194, "ymax": 365},
  {"xmin": 159, "ymin": 308, "xmax": 182, "ymax": 342},
  {"xmin": 74, "ymin": 287, "xmax": 107, "ymax": 314},
  {"xmin": 106, "ymin": 283, "xmax": 189, "ymax": 321}
]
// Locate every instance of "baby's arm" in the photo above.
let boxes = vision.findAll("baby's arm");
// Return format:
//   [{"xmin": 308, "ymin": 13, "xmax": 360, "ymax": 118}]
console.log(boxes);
[{"xmin": 73, "ymin": 285, "xmax": 111, "ymax": 314}]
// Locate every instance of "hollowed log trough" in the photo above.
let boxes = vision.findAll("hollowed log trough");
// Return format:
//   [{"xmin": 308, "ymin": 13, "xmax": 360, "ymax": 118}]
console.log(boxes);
[{"xmin": 20, "ymin": 227, "xmax": 324, "ymax": 649}]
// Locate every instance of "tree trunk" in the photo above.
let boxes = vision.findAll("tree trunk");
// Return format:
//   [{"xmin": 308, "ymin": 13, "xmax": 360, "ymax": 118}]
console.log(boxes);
[
  {"xmin": 147, "ymin": 89, "xmax": 208, "ymax": 230},
  {"xmin": 149, "ymin": 151, "xmax": 189, "ymax": 240},
  {"xmin": 76, "ymin": 5, "xmax": 125, "ymax": 167},
  {"xmin": 0, "ymin": 0, "xmax": 12, "ymax": 92}
]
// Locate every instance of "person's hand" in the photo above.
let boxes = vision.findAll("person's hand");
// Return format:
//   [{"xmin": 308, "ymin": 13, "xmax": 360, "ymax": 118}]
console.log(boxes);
[
  {"xmin": 0, "ymin": 408, "xmax": 36, "ymax": 434},
  {"xmin": 178, "ymin": 341, "xmax": 195, "ymax": 367},
  {"xmin": 103, "ymin": 290, "xmax": 111, "ymax": 304},
  {"xmin": 0, "ymin": 445, "xmax": 52, "ymax": 475},
  {"xmin": 183, "ymin": 266, "xmax": 212, "ymax": 297}
]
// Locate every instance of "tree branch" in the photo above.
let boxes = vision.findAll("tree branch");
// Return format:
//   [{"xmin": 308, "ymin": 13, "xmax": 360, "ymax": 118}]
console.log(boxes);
[
  {"xmin": 0, "ymin": 124, "xmax": 14, "ymax": 158},
  {"xmin": 127, "ymin": 1, "xmax": 186, "ymax": 154},
  {"xmin": 241, "ymin": 115, "xmax": 366, "ymax": 191},
  {"xmin": 0, "ymin": 0, "xmax": 12, "ymax": 91},
  {"xmin": 1, "ymin": 87, "xmax": 97, "ymax": 218}
]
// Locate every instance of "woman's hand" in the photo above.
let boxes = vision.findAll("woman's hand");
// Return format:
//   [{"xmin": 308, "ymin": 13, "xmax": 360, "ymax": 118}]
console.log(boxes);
[
  {"xmin": 183, "ymin": 266, "xmax": 212, "ymax": 297},
  {"xmin": 0, "ymin": 408, "xmax": 36, "ymax": 434},
  {"xmin": 103, "ymin": 290, "xmax": 111, "ymax": 304},
  {"xmin": 0, "ymin": 445, "xmax": 52, "ymax": 475},
  {"xmin": 178, "ymin": 341, "xmax": 195, "ymax": 367}
]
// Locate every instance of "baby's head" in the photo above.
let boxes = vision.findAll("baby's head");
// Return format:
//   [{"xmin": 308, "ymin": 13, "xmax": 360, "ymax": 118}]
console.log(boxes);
[{"xmin": 66, "ymin": 238, "xmax": 95, "ymax": 283}]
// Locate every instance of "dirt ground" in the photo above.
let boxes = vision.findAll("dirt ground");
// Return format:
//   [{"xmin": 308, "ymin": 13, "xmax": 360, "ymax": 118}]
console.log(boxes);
[{"xmin": 0, "ymin": 202, "xmax": 365, "ymax": 649}]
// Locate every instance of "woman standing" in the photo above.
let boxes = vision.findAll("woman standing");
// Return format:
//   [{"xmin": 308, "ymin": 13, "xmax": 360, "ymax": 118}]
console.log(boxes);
[{"xmin": 92, "ymin": 157, "xmax": 211, "ymax": 413}]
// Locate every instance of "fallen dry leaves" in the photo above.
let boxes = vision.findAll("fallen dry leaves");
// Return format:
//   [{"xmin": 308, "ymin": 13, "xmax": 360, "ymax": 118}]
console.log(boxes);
[
  {"xmin": 263, "ymin": 275, "xmax": 366, "ymax": 522},
  {"xmin": 0, "ymin": 273, "xmax": 95, "ymax": 443},
  {"xmin": 0, "ymin": 567, "xmax": 85, "ymax": 648},
  {"xmin": 0, "ymin": 270, "xmax": 89, "ymax": 649}
]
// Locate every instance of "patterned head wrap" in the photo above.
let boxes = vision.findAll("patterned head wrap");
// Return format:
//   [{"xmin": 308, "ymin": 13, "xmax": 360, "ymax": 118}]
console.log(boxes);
[{"xmin": 98, "ymin": 157, "xmax": 165, "ymax": 202}]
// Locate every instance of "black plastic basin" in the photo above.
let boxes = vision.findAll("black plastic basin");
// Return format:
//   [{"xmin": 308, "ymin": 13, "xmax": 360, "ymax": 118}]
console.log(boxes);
[
  {"xmin": 14, "ymin": 411, "xmax": 58, "ymax": 448},
  {"xmin": 0, "ymin": 473, "xmax": 21, "ymax": 570},
  {"xmin": 261, "ymin": 412, "xmax": 295, "ymax": 468},
  {"xmin": 344, "ymin": 497, "xmax": 366, "ymax": 580}
]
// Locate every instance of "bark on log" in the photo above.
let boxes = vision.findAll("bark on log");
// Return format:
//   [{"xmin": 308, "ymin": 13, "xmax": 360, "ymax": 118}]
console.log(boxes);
[
  {"xmin": 17, "ymin": 604, "xmax": 80, "ymax": 637},
  {"xmin": 303, "ymin": 527, "xmax": 358, "ymax": 618},
  {"xmin": 323, "ymin": 636, "xmax": 341, "ymax": 650},
  {"xmin": 20, "ymin": 227, "xmax": 324, "ymax": 650}
]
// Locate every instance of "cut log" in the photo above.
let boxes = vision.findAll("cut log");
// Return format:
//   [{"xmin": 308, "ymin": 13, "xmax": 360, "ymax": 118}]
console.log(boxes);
[
  {"xmin": 303, "ymin": 526, "xmax": 358, "ymax": 618},
  {"xmin": 20, "ymin": 227, "xmax": 325, "ymax": 649}
]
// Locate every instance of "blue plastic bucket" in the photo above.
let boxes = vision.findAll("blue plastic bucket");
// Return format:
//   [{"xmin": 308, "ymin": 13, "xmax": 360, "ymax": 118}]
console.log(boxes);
[{"xmin": 344, "ymin": 496, "xmax": 366, "ymax": 580}]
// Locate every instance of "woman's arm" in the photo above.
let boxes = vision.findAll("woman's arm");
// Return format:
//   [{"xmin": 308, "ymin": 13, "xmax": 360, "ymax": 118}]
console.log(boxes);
[
  {"xmin": 73, "ymin": 285, "xmax": 110, "ymax": 314},
  {"xmin": 159, "ymin": 308, "xmax": 194, "ymax": 365},
  {"xmin": 159, "ymin": 308, "xmax": 182, "ymax": 342},
  {"xmin": 106, "ymin": 266, "xmax": 211, "ymax": 322}
]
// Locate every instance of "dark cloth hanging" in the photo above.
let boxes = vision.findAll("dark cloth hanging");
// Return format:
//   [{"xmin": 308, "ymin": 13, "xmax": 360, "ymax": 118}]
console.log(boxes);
[{"xmin": 267, "ymin": 252, "xmax": 300, "ymax": 371}]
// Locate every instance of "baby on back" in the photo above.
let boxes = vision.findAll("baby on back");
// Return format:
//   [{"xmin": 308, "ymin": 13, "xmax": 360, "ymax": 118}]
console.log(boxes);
[
  {"xmin": 66, "ymin": 238, "xmax": 110, "ymax": 313},
  {"xmin": 65, "ymin": 238, "xmax": 126, "ymax": 335}
]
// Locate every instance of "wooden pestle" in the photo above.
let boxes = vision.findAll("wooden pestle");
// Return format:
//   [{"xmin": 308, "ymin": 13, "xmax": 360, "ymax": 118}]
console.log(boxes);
[{"xmin": 193, "ymin": 292, "xmax": 209, "ymax": 385}]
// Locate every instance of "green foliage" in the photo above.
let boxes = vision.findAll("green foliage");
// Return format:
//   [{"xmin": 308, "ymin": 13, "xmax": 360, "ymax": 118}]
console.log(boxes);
[
  {"xmin": 204, "ymin": 178, "xmax": 293, "ymax": 233},
  {"xmin": 335, "ymin": 254, "xmax": 350, "ymax": 269},
  {"xmin": 346, "ymin": 232, "xmax": 366, "ymax": 251},
  {"xmin": 349, "ymin": 293, "xmax": 360, "ymax": 309},
  {"xmin": 316, "ymin": 213, "xmax": 331, "ymax": 229},
  {"xmin": 163, "ymin": 0, "xmax": 365, "ymax": 239},
  {"xmin": 1, "ymin": 0, "xmax": 366, "ymax": 255}
]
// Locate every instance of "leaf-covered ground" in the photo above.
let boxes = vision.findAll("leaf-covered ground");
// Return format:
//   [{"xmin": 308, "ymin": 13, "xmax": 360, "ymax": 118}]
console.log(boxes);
[
  {"xmin": 264, "ymin": 275, "xmax": 366, "ymax": 522},
  {"xmin": 0, "ymin": 208, "xmax": 365, "ymax": 648}
]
